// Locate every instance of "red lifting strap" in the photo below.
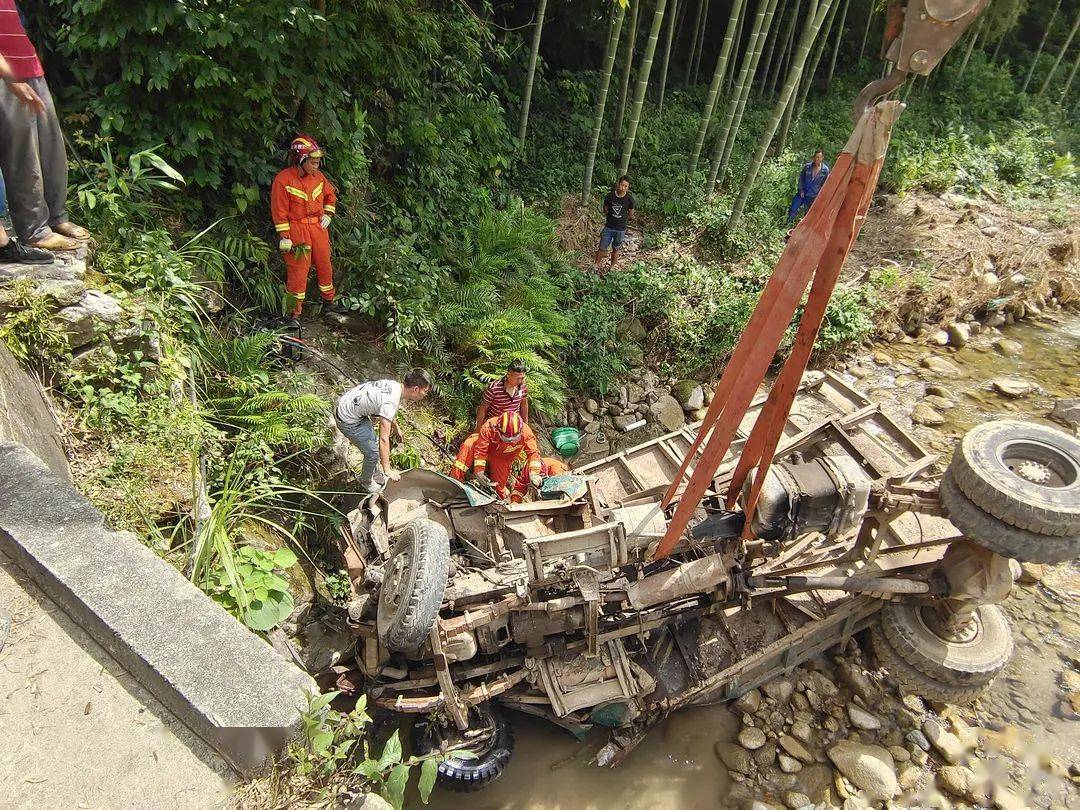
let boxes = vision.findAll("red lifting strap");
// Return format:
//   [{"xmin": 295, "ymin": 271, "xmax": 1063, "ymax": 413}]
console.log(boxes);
[{"xmin": 653, "ymin": 101, "xmax": 904, "ymax": 560}]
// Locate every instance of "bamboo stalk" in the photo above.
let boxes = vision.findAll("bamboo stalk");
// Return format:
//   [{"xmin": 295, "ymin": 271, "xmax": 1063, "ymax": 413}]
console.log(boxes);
[
  {"xmin": 724, "ymin": 0, "xmax": 747, "ymax": 94},
  {"xmin": 583, "ymin": 3, "xmax": 628, "ymax": 203},
  {"xmin": 956, "ymin": 15, "xmax": 984, "ymax": 82},
  {"xmin": 772, "ymin": 0, "xmax": 801, "ymax": 95},
  {"xmin": 1022, "ymin": 0, "xmax": 1061, "ymax": 93},
  {"xmin": 685, "ymin": 0, "xmax": 705, "ymax": 86},
  {"xmin": 517, "ymin": 0, "xmax": 549, "ymax": 147},
  {"xmin": 658, "ymin": 0, "xmax": 679, "ymax": 110},
  {"xmin": 776, "ymin": 0, "xmax": 819, "ymax": 154},
  {"xmin": 616, "ymin": 0, "xmax": 642, "ymax": 132},
  {"xmin": 858, "ymin": 0, "xmax": 875, "ymax": 64},
  {"xmin": 793, "ymin": 0, "xmax": 841, "ymax": 123},
  {"xmin": 763, "ymin": 0, "xmax": 798, "ymax": 95},
  {"xmin": 620, "ymin": 0, "xmax": 670, "ymax": 174},
  {"xmin": 1038, "ymin": 11, "xmax": 1080, "ymax": 97},
  {"xmin": 825, "ymin": 0, "xmax": 850, "ymax": 87},
  {"xmin": 688, "ymin": 0, "xmax": 749, "ymax": 175},
  {"xmin": 692, "ymin": 0, "xmax": 711, "ymax": 83}
]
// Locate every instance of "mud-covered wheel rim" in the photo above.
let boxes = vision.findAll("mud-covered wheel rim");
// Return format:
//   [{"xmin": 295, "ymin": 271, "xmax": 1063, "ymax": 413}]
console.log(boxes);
[
  {"xmin": 376, "ymin": 518, "xmax": 450, "ymax": 652},
  {"xmin": 996, "ymin": 438, "xmax": 1078, "ymax": 490}
]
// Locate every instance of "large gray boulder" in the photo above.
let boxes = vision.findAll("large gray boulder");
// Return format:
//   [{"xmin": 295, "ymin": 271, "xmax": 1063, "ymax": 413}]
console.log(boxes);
[
  {"xmin": 0, "ymin": 344, "xmax": 69, "ymax": 479},
  {"xmin": 671, "ymin": 379, "xmax": 704, "ymax": 411},
  {"xmin": 827, "ymin": 741, "xmax": 898, "ymax": 801},
  {"xmin": 649, "ymin": 394, "xmax": 685, "ymax": 432},
  {"xmin": 1049, "ymin": 398, "xmax": 1080, "ymax": 430}
]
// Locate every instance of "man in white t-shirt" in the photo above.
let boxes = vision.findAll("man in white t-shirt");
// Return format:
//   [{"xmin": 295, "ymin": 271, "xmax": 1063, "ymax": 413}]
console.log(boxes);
[{"xmin": 335, "ymin": 368, "xmax": 433, "ymax": 493}]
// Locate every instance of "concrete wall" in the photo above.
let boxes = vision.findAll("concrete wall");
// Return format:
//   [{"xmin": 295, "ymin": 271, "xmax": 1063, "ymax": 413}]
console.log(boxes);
[{"xmin": 0, "ymin": 342, "xmax": 69, "ymax": 479}]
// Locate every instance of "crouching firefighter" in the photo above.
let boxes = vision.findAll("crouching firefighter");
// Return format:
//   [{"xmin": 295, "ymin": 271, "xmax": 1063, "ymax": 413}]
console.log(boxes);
[
  {"xmin": 271, "ymin": 135, "xmax": 346, "ymax": 317},
  {"xmin": 452, "ymin": 413, "xmax": 542, "ymax": 501}
]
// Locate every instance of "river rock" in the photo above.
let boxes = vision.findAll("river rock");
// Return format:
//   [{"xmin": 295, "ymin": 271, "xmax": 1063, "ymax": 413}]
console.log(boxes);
[
  {"xmin": 920, "ymin": 356, "xmax": 962, "ymax": 377},
  {"xmin": 754, "ymin": 740, "xmax": 779, "ymax": 768},
  {"xmin": 649, "ymin": 394, "xmax": 685, "ymax": 431},
  {"xmin": 923, "ymin": 718, "xmax": 966, "ymax": 764},
  {"xmin": 1018, "ymin": 562, "xmax": 1045, "ymax": 584},
  {"xmin": 779, "ymin": 734, "xmax": 814, "ymax": 764},
  {"xmin": 912, "ymin": 403, "xmax": 946, "ymax": 426},
  {"xmin": 905, "ymin": 729, "xmax": 930, "ymax": 751},
  {"xmin": 584, "ymin": 398, "xmax": 599, "ymax": 414},
  {"xmin": 937, "ymin": 765, "xmax": 987, "ymax": 804},
  {"xmin": 732, "ymin": 689, "xmax": 762, "ymax": 715},
  {"xmin": 923, "ymin": 394, "xmax": 955, "ymax": 410},
  {"xmin": 889, "ymin": 745, "xmax": 911, "ymax": 763},
  {"xmin": 69, "ymin": 343, "xmax": 117, "ymax": 375},
  {"xmin": 986, "ymin": 312, "xmax": 1007, "ymax": 328},
  {"xmin": 898, "ymin": 764, "xmax": 927, "ymax": 792},
  {"xmin": 778, "ymin": 753, "xmax": 802, "ymax": 773},
  {"xmin": 613, "ymin": 414, "xmax": 640, "ymax": 430},
  {"xmin": 847, "ymin": 705, "xmax": 883, "ymax": 731},
  {"xmin": 716, "ymin": 741, "xmax": 753, "ymax": 773},
  {"xmin": 992, "ymin": 783, "xmax": 1027, "ymax": 810},
  {"xmin": 928, "ymin": 329, "xmax": 950, "ymax": 346},
  {"xmin": 946, "ymin": 323, "xmax": 970, "ymax": 347},
  {"xmin": 671, "ymin": 380, "xmax": 704, "ymax": 410},
  {"xmin": 784, "ymin": 791, "xmax": 812, "ymax": 809},
  {"xmin": 994, "ymin": 338, "xmax": 1023, "ymax": 357},
  {"xmin": 837, "ymin": 662, "xmax": 875, "ymax": 700},
  {"xmin": 764, "ymin": 678, "xmax": 795, "ymax": 705},
  {"xmin": 617, "ymin": 317, "xmax": 647, "ymax": 342},
  {"xmin": 354, "ymin": 794, "xmax": 395, "ymax": 810},
  {"xmin": 1050, "ymin": 398, "xmax": 1080, "ymax": 429},
  {"xmin": 791, "ymin": 720, "xmax": 812, "ymax": 745},
  {"xmin": 739, "ymin": 726, "xmax": 768, "ymax": 750},
  {"xmin": 805, "ymin": 671, "xmax": 839, "ymax": 697},
  {"xmin": 991, "ymin": 377, "xmax": 1034, "ymax": 398},
  {"xmin": 827, "ymin": 741, "xmax": 898, "ymax": 801}
]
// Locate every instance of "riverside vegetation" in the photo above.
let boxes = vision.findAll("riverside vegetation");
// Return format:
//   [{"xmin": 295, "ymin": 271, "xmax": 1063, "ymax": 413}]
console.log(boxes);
[{"xmin": 2, "ymin": 0, "xmax": 1078, "ymax": 805}]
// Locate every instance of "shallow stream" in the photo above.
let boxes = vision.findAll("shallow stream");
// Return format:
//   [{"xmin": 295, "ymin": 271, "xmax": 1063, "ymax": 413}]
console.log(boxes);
[{"xmin": 420, "ymin": 313, "xmax": 1080, "ymax": 810}]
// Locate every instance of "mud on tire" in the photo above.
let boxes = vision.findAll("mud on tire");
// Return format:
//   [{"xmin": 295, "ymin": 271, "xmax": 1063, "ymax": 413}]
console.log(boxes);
[
  {"xmin": 377, "ymin": 517, "xmax": 450, "ymax": 652},
  {"xmin": 411, "ymin": 703, "xmax": 514, "ymax": 792},
  {"xmin": 949, "ymin": 420, "xmax": 1080, "ymax": 538},
  {"xmin": 880, "ymin": 601, "xmax": 1012, "ymax": 686},
  {"xmin": 940, "ymin": 472, "xmax": 1080, "ymax": 564},
  {"xmin": 870, "ymin": 625, "xmax": 988, "ymax": 706}
]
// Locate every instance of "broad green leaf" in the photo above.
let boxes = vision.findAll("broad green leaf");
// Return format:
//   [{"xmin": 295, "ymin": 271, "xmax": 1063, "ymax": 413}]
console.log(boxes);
[
  {"xmin": 272, "ymin": 548, "xmax": 298, "ymax": 568},
  {"xmin": 384, "ymin": 763, "xmax": 411, "ymax": 810},
  {"xmin": 377, "ymin": 730, "xmax": 403, "ymax": 771},
  {"xmin": 311, "ymin": 730, "xmax": 334, "ymax": 754},
  {"xmin": 418, "ymin": 757, "xmax": 438, "ymax": 803}
]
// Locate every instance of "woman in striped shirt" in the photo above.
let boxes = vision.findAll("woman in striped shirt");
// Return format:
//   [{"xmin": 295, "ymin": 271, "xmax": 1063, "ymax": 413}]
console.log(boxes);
[{"xmin": 476, "ymin": 359, "xmax": 529, "ymax": 431}]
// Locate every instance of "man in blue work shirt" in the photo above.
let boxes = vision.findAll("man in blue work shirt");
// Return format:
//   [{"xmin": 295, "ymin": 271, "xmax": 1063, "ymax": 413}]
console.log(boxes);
[{"xmin": 786, "ymin": 149, "xmax": 830, "ymax": 226}]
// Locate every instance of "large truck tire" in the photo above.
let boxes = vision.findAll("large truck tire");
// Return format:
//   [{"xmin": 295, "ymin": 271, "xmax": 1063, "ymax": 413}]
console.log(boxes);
[
  {"xmin": 377, "ymin": 517, "xmax": 450, "ymax": 652},
  {"xmin": 879, "ymin": 601, "xmax": 1012, "ymax": 686},
  {"xmin": 949, "ymin": 420, "xmax": 1080, "ymax": 538},
  {"xmin": 411, "ymin": 703, "xmax": 514, "ymax": 792},
  {"xmin": 940, "ymin": 472, "xmax": 1079, "ymax": 564},
  {"xmin": 870, "ymin": 625, "xmax": 987, "ymax": 706}
]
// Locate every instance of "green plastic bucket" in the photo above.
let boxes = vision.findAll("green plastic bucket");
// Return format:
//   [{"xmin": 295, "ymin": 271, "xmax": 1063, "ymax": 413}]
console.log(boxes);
[{"xmin": 551, "ymin": 427, "xmax": 580, "ymax": 458}]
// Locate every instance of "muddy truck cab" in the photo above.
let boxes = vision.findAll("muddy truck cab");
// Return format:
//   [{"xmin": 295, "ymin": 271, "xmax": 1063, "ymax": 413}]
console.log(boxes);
[{"xmin": 335, "ymin": 371, "xmax": 1080, "ymax": 792}]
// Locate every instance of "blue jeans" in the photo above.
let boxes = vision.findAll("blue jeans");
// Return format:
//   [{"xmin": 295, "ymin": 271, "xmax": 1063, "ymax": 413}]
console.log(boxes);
[
  {"xmin": 787, "ymin": 193, "xmax": 817, "ymax": 224},
  {"xmin": 598, "ymin": 226, "xmax": 626, "ymax": 250},
  {"xmin": 336, "ymin": 415, "xmax": 381, "ymax": 488}
]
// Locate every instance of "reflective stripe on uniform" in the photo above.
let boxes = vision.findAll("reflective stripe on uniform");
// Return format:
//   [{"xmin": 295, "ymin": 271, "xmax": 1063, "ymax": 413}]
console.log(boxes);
[
  {"xmin": 474, "ymin": 459, "xmax": 487, "ymax": 469},
  {"xmin": 453, "ymin": 460, "xmax": 468, "ymax": 471},
  {"xmin": 274, "ymin": 222, "xmax": 291, "ymax": 232},
  {"xmin": 292, "ymin": 291, "xmax": 306, "ymax": 299},
  {"xmin": 319, "ymin": 284, "xmax": 334, "ymax": 292},
  {"xmin": 285, "ymin": 186, "xmax": 308, "ymax": 201},
  {"xmin": 311, "ymin": 182, "xmax": 324, "ymax": 199},
  {"xmin": 324, "ymin": 204, "xmax": 336, "ymax": 213}
]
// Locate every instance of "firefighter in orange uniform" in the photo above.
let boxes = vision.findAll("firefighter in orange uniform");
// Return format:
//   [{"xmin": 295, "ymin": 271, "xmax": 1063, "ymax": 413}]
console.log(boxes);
[
  {"xmin": 462, "ymin": 413, "xmax": 543, "ymax": 501},
  {"xmin": 271, "ymin": 135, "xmax": 346, "ymax": 317},
  {"xmin": 509, "ymin": 455, "xmax": 569, "ymax": 503}
]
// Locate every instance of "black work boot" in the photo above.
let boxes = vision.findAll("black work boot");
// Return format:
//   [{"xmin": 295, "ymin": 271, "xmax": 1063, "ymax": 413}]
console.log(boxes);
[
  {"xmin": 322, "ymin": 299, "xmax": 348, "ymax": 315},
  {"xmin": 0, "ymin": 238, "xmax": 54, "ymax": 265}
]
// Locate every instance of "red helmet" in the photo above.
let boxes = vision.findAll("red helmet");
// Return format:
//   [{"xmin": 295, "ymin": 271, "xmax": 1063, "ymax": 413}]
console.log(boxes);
[
  {"xmin": 289, "ymin": 135, "xmax": 324, "ymax": 165},
  {"xmin": 497, "ymin": 412, "xmax": 523, "ymax": 443}
]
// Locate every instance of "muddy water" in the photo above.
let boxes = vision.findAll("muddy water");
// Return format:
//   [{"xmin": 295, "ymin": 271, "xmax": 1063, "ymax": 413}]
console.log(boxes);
[{"xmin": 420, "ymin": 313, "xmax": 1080, "ymax": 809}]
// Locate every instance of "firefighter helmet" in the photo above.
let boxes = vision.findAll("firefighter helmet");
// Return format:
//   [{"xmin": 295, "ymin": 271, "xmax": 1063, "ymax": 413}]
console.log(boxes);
[
  {"xmin": 497, "ymin": 412, "xmax": 523, "ymax": 443},
  {"xmin": 289, "ymin": 135, "xmax": 324, "ymax": 165}
]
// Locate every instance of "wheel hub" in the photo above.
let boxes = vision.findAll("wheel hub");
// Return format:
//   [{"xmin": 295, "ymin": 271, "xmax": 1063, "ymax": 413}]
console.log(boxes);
[{"xmin": 1013, "ymin": 459, "xmax": 1052, "ymax": 485}]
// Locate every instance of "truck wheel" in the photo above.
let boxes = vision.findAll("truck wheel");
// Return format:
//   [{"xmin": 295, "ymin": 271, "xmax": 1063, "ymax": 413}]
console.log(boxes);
[
  {"xmin": 949, "ymin": 420, "xmax": 1080, "ymax": 538},
  {"xmin": 377, "ymin": 518, "xmax": 449, "ymax": 652},
  {"xmin": 870, "ymin": 625, "xmax": 987, "ymax": 706},
  {"xmin": 880, "ymin": 601, "xmax": 1012, "ymax": 686},
  {"xmin": 411, "ymin": 703, "xmax": 514, "ymax": 792},
  {"xmin": 940, "ymin": 472, "xmax": 1079, "ymax": 564}
]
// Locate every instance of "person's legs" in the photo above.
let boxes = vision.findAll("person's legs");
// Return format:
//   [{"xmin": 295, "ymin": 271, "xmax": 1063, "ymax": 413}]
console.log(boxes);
[
  {"xmin": 283, "ymin": 227, "xmax": 312, "ymax": 316},
  {"xmin": 30, "ymin": 78, "xmax": 73, "ymax": 234},
  {"xmin": 786, "ymin": 192, "xmax": 805, "ymax": 225},
  {"xmin": 0, "ymin": 220, "xmax": 53, "ymax": 264},
  {"xmin": 0, "ymin": 81, "xmax": 51, "ymax": 244},
  {"xmin": 608, "ymin": 228, "xmax": 625, "ymax": 269},
  {"xmin": 595, "ymin": 228, "xmax": 614, "ymax": 270},
  {"xmin": 337, "ymin": 416, "xmax": 381, "ymax": 489},
  {"xmin": 310, "ymin": 226, "xmax": 335, "ymax": 302}
]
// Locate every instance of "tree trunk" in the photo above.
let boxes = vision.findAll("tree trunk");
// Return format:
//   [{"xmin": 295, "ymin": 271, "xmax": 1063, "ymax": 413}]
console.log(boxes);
[
  {"xmin": 773, "ymin": 0, "xmax": 801, "ymax": 94},
  {"xmin": 763, "ymin": 0, "xmax": 798, "ymax": 94},
  {"xmin": 692, "ymin": 0, "xmax": 711, "ymax": 83},
  {"xmin": 776, "ymin": 0, "xmax": 818, "ymax": 154},
  {"xmin": 1039, "ymin": 11, "xmax": 1080, "ymax": 97},
  {"xmin": 583, "ymin": 3, "xmax": 627, "ymax": 203},
  {"xmin": 1022, "ymin": 0, "xmax": 1061, "ymax": 93},
  {"xmin": 517, "ymin": 0, "xmax": 549, "ymax": 147},
  {"xmin": 793, "ymin": 0, "xmax": 841, "ymax": 123},
  {"xmin": 825, "ymin": 0, "xmax": 850, "ymax": 87},
  {"xmin": 1061, "ymin": 41, "xmax": 1080, "ymax": 99},
  {"xmin": 688, "ymin": 0, "xmax": 749, "ymax": 174},
  {"xmin": 724, "ymin": 0, "xmax": 747, "ymax": 94},
  {"xmin": 658, "ymin": 0, "xmax": 679, "ymax": 110},
  {"xmin": 956, "ymin": 15, "xmax": 984, "ymax": 82},
  {"xmin": 727, "ymin": 0, "xmax": 835, "ymax": 231},
  {"xmin": 616, "ymin": 0, "xmax": 642, "ymax": 132},
  {"xmin": 858, "ymin": 0, "xmax": 875, "ymax": 64},
  {"xmin": 707, "ymin": 0, "xmax": 781, "ymax": 194},
  {"xmin": 620, "ymin": 0, "xmax": 670, "ymax": 174},
  {"xmin": 685, "ymin": 0, "xmax": 704, "ymax": 86},
  {"xmin": 756, "ymin": 0, "xmax": 786, "ymax": 95}
]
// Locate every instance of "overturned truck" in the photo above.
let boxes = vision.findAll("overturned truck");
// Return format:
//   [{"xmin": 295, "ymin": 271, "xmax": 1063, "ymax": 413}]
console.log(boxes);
[{"xmin": 338, "ymin": 371, "xmax": 1080, "ymax": 791}]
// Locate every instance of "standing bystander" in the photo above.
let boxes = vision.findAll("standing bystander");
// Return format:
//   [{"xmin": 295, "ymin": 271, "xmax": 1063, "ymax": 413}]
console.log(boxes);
[
  {"xmin": 0, "ymin": 1, "xmax": 89, "ymax": 252},
  {"xmin": 475, "ymin": 359, "xmax": 529, "ymax": 431},
  {"xmin": 0, "ymin": 52, "xmax": 50, "ymax": 264},
  {"xmin": 594, "ymin": 175, "xmax": 635, "ymax": 273},
  {"xmin": 786, "ymin": 149, "xmax": 830, "ymax": 226}
]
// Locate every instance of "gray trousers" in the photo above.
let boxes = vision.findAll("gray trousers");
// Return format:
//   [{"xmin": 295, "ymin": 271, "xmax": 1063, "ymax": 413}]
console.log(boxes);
[
  {"xmin": 0, "ymin": 76, "xmax": 69, "ymax": 243},
  {"xmin": 336, "ymin": 415, "xmax": 382, "ymax": 488}
]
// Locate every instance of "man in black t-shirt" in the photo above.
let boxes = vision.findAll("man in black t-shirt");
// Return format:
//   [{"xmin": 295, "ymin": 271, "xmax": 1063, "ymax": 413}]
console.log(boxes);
[{"xmin": 594, "ymin": 174, "xmax": 635, "ymax": 273}]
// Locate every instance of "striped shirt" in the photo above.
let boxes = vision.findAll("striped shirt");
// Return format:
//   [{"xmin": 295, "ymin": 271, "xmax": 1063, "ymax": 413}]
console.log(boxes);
[
  {"xmin": 0, "ymin": 2, "xmax": 42, "ymax": 81},
  {"xmin": 482, "ymin": 378, "xmax": 527, "ymax": 419}
]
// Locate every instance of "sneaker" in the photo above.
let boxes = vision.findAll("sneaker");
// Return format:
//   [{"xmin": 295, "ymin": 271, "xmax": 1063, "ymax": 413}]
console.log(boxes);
[
  {"xmin": 321, "ymin": 299, "xmax": 348, "ymax": 315},
  {"xmin": 0, "ymin": 239, "xmax": 54, "ymax": 265}
]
